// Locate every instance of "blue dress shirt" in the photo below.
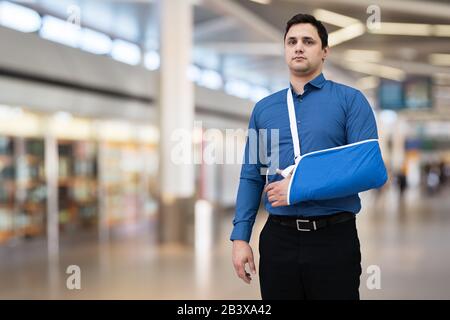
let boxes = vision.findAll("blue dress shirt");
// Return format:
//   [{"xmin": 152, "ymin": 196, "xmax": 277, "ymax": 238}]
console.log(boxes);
[{"xmin": 230, "ymin": 73, "xmax": 379, "ymax": 242}]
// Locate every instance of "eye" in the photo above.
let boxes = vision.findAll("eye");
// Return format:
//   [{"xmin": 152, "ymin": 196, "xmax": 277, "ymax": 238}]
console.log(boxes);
[
  {"xmin": 287, "ymin": 39, "xmax": 296, "ymax": 45},
  {"xmin": 304, "ymin": 39, "xmax": 314, "ymax": 45}
]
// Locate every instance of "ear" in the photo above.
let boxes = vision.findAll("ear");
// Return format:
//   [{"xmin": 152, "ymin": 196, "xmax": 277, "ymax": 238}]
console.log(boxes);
[{"xmin": 322, "ymin": 46, "xmax": 329, "ymax": 62}]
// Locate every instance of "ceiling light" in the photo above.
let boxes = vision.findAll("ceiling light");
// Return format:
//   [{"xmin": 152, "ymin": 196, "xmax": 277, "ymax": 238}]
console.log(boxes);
[
  {"xmin": 368, "ymin": 23, "xmax": 432, "ymax": 36},
  {"xmin": 328, "ymin": 23, "xmax": 365, "ymax": 47},
  {"xmin": 53, "ymin": 111, "xmax": 73, "ymax": 123},
  {"xmin": 344, "ymin": 50, "xmax": 382, "ymax": 62},
  {"xmin": 0, "ymin": 1, "xmax": 41, "ymax": 33},
  {"xmin": 249, "ymin": 0, "xmax": 271, "ymax": 4},
  {"xmin": 111, "ymin": 39, "xmax": 141, "ymax": 65},
  {"xmin": 225, "ymin": 80, "xmax": 251, "ymax": 99},
  {"xmin": 250, "ymin": 86, "xmax": 270, "ymax": 102},
  {"xmin": 79, "ymin": 28, "xmax": 112, "ymax": 55},
  {"xmin": 434, "ymin": 25, "xmax": 450, "ymax": 37},
  {"xmin": 313, "ymin": 9, "xmax": 360, "ymax": 28},
  {"xmin": 429, "ymin": 53, "xmax": 450, "ymax": 66},
  {"xmin": 198, "ymin": 69, "xmax": 223, "ymax": 90},
  {"xmin": 187, "ymin": 64, "xmax": 202, "ymax": 82},
  {"xmin": 341, "ymin": 61, "xmax": 406, "ymax": 81},
  {"xmin": 40, "ymin": 15, "xmax": 80, "ymax": 48},
  {"xmin": 144, "ymin": 51, "xmax": 160, "ymax": 70}
]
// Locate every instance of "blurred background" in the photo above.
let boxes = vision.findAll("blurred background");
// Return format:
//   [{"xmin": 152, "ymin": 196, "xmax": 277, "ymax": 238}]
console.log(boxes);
[{"xmin": 0, "ymin": 0, "xmax": 450, "ymax": 299}]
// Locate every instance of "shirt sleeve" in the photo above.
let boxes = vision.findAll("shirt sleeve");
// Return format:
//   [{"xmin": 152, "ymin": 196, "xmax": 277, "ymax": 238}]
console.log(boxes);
[
  {"xmin": 345, "ymin": 90, "xmax": 379, "ymax": 143},
  {"xmin": 230, "ymin": 107, "xmax": 266, "ymax": 243}
]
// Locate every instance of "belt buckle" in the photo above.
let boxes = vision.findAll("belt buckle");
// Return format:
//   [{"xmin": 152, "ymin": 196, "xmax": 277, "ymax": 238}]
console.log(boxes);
[{"xmin": 296, "ymin": 219, "xmax": 317, "ymax": 231}]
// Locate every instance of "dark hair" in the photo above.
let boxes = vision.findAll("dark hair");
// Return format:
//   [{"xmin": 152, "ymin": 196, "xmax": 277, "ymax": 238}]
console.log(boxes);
[{"xmin": 284, "ymin": 13, "xmax": 328, "ymax": 48}]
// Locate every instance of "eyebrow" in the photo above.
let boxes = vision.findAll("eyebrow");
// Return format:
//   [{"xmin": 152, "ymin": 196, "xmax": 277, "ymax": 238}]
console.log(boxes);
[{"xmin": 286, "ymin": 36, "xmax": 315, "ymax": 41}]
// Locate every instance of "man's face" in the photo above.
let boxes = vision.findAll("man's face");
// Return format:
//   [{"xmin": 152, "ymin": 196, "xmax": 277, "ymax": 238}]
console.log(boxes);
[{"xmin": 284, "ymin": 23, "xmax": 328, "ymax": 76}]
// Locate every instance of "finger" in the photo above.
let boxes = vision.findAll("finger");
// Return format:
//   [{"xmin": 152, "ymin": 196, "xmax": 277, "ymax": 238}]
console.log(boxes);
[
  {"xmin": 243, "ymin": 265, "xmax": 252, "ymax": 282},
  {"xmin": 264, "ymin": 181, "xmax": 280, "ymax": 193},
  {"xmin": 242, "ymin": 273, "xmax": 251, "ymax": 284},
  {"xmin": 240, "ymin": 261, "xmax": 253, "ymax": 283},
  {"xmin": 233, "ymin": 266, "xmax": 241, "ymax": 279},
  {"xmin": 238, "ymin": 265, "xmax": 251, "ymax": 283},
  {"xmin": 272, "ymin": 200, "xmax": 281, "ymax": 207},
  {"xmin": 237, "ymin": 263, "xmax": 246, "ymax": 277},
  {"xmin": 272, "ymin": 190, "xmax": 285, "ymax": 201},
  {"xmin": 233, "ymin": 262, "xmax": 243, "ymax": 277},
  {"xmin": 248, "ymin": 259, "xmax": 256, "ymax": 275},
  {"xmin": 267, "ymin": 188, "xmax": 280, "ymax": 198},
  {"xmin": 272, "ymin": 200, "xmax": 287, "ymax": 207},
  {"xmin": 264, "ymin": 183, "xmax": 274, "ymax": 193}
]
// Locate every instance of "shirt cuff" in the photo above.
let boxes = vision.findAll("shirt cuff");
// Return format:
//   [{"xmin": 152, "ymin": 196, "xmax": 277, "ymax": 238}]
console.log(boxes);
[{"xmin": 230, "ymin": 221, "xmax": 253, "ymax": 243}]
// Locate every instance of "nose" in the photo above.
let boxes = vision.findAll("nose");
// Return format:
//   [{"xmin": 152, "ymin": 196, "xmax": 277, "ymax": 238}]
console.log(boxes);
[{"xmin": 295, "ymin": 42, "xmax": 304, "ymax": 54}]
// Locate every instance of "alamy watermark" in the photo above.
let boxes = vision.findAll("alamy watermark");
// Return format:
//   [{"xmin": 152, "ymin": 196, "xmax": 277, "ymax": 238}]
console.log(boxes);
[
  {"xmin": 366, "ymin": 5, "xmax": 381, "ymax": 31},
  {"xmin": 170, "ymin": 121, "xmax": 280, "ymax": 175},
  {"xmin": 66, "ymin": 265, "xmax": 81, "ymax": 290},
  {"xmin": 67, "ymin": 4, "xmax": 81, "ymax": 28},
  {"xmin": 366, "ymin": 264, "xmax": 381, "ymax": 290}
]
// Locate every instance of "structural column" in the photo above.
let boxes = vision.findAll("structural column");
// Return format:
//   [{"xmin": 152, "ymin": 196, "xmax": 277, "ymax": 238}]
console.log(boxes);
[
  {"xmin": 158, "ymin": 0, "xmax": 195, "ymax": 244},
  {"xmin": 44, "ymin": 131, "xmax": 60, "ymax": 297}
]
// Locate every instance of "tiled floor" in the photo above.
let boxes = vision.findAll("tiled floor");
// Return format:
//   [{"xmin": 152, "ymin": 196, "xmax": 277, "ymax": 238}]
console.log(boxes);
[{"xmin": 1, "ymin": 184, "xmax": 450, "ymax": 299}]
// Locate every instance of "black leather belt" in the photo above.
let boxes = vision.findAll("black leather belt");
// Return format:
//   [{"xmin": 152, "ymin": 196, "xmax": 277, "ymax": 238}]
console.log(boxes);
[{"xmin": 269, "ymin": 212, "xmax": 355, "ymax": 231}]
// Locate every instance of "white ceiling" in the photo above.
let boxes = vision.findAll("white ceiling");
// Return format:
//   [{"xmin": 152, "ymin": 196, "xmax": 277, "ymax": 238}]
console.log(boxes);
[{"xmin": 15, "ymin": 0, "xmax": 450, "ymax": 96}]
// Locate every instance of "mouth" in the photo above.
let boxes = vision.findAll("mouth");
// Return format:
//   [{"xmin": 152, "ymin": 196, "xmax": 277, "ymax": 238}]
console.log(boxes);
[{"xmin": 293, "ymin": 56, "xmax": 307, "ymax": 61}]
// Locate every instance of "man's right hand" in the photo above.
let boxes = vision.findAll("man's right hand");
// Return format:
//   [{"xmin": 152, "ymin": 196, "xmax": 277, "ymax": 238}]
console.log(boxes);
[{"xmin": 232, "ymin": 240, "xmax": 256, "ymax": 284}]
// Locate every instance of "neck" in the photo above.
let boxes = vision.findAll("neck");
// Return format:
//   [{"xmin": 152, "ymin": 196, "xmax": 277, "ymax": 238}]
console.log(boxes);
[{"xmin": 290, "ymin": 68, "xmax": 322, "ymax": 95}]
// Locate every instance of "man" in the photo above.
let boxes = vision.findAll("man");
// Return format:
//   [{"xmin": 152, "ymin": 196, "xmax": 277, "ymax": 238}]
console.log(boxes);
[{"xmin": 231, "ymin": 13, "xmax": 382, "ymax": 300}]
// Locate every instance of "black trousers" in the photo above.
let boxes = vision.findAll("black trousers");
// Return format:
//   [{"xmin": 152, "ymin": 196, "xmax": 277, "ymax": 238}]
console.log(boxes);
[{"xmin": 259, "ymin": 214, "xmax": 362, "ymax": 300}]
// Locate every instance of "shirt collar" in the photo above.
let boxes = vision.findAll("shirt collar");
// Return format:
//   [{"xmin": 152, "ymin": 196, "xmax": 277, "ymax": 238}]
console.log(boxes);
[
  {"xmin": 308, "ymin": 72, "xmax": 326, "ymax": 89},
  {"xmin": 289, "ymin": 72, "xmax": 326, "ymax": 96}
]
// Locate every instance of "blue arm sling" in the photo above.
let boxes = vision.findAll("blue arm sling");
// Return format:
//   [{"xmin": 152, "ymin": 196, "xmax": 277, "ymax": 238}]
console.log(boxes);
[{"xmin": 278, "ymin": 88, "xmax": 388, "ymax": 205}]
